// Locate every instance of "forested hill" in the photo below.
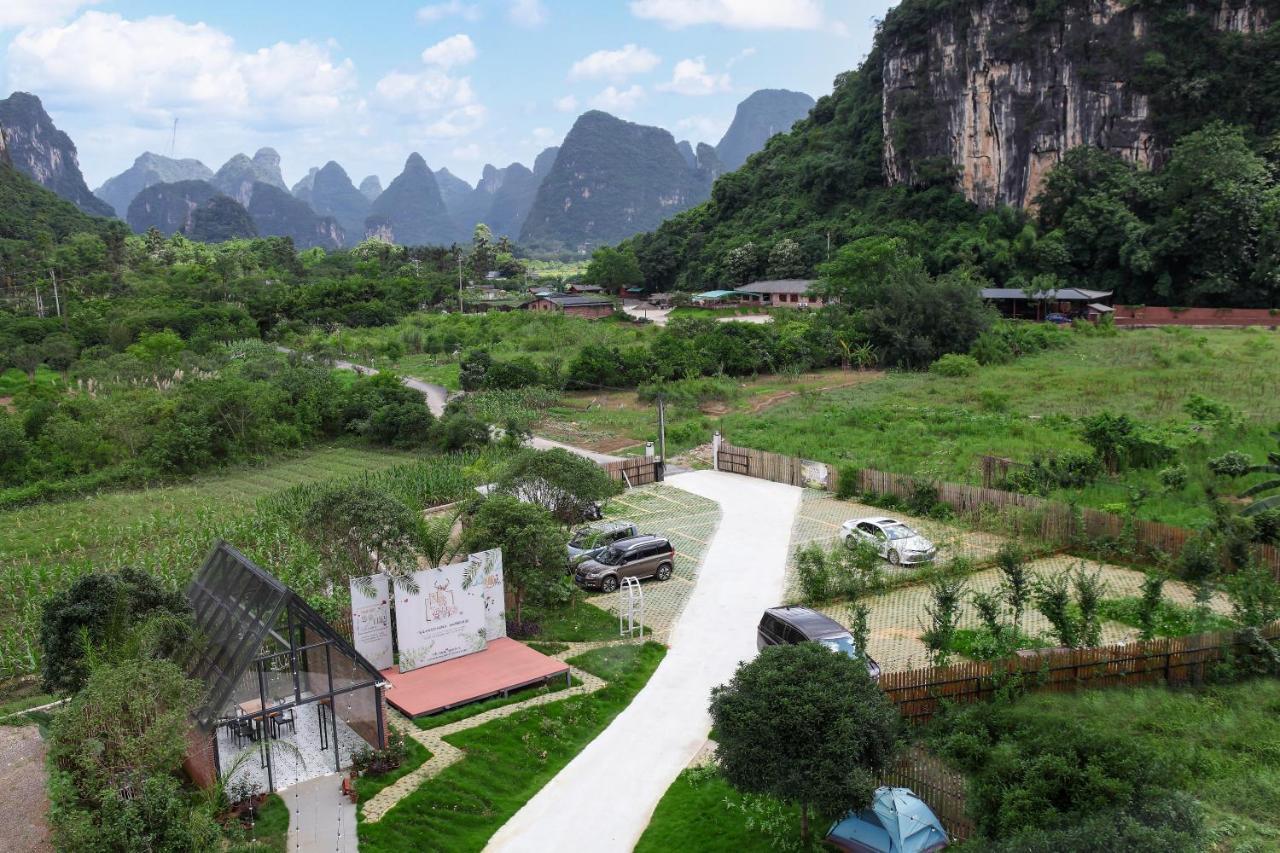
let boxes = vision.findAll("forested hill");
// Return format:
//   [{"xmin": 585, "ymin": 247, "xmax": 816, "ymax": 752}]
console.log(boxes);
[
  {"xmin": 624, "ymin": 0, "xmax": 1280, "ymax": 308},
  {"xmin": 0, "ymin": 161, "xmax": 126, "ymax": 271}
]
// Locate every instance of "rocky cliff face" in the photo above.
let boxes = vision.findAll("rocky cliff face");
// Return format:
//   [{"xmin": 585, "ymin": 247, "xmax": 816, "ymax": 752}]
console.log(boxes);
[
  {"xmin": 245, "ymin": 181, "xmax": 343, "ymax": 249},
  {"xmin": 95, "ymin": 152, "xmax": 213, "ymax": 221},
  {"xmin": 0, "ymin": 91, "xmax": 114, "ymax": 217},
  {"xmin": 880, "ymin": 0, "xmax": 1273, "ymax": 209},
  {"xmin": 715, "ymin": 89, "xmax": 815, "ymax": 171}
]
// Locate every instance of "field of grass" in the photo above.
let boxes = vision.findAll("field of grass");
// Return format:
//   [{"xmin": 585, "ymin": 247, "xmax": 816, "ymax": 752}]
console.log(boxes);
[
  {"xmin": 355, "ymin": 737, "xmax": 433, "ymax": 803},
  {"xmin": 717, "ymin": 328, "xmax": 1280, "ymax": 526},
  {"xmin": 358, "ymin": 642, "xmax": 666, "ymax": 852},
  {"xmin": 636, "ymin": 768, "xmax": 804, "ymax": 853},
  {"xmin": 0, "ymin": 444, "xmax": 478, "ymax": 684},
  {"xmin": 536, "ymin": 369, "xmax": 880, "ymax": 456},
  {"xmin": 0, "ymin": 366, "xmax": 62, "ymax": 397}
]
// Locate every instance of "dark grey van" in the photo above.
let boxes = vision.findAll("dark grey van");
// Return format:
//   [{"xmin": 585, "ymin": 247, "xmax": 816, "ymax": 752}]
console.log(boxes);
[{"xmin": 757, "ymin": 606, "xmax": 881, "ymax": 679}]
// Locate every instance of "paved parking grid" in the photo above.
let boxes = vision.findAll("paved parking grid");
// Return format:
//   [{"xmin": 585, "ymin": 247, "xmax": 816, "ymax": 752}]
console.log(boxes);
[
  {"xmin": 809, "ymin": 554, "xmax": 1237, "ymax": 673},
  {"xmin": 584, "ymin": 484, "xmax": 722, "ymax": 639}
]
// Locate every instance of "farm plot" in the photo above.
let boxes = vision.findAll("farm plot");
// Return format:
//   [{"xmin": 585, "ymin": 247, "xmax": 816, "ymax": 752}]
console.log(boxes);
[
  {"xmin": 811, "ymin": 556, "xmax": 1236, "ymax": 673},
  {"xmin": 585, "ymin": 485, "xmax": 721, "ymax": 638}
]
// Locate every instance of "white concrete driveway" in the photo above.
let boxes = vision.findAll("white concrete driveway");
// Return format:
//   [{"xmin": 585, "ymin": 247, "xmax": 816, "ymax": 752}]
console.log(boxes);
[{"xmin": 484, "ymin": 470, "xmax": 801, "ymax": 853}]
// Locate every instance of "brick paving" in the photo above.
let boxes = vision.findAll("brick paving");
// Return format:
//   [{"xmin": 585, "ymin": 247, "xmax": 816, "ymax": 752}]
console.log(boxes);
[{"xmin": 584, "ymin": 485, "xmax": 722, "ymax": 639}]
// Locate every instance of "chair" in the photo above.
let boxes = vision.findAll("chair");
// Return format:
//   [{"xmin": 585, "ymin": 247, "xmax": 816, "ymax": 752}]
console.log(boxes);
[{"xmin": 273, "ymin": 708, "xmax": 296, "ymax": 738}]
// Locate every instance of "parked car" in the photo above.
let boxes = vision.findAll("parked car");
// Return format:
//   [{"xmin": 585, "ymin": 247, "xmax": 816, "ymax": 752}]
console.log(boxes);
[
  {"xmin": 840, "ymin": 517, "xmax": 937, "ymax": 566},
  {"xmin": 573, "ymin": 535, "xmax": 675, "ymax": 593},
  {"xmin": 1045, "ymin": 312, "xmax": 1072, "ymax": 325},
  {"xmin": 566, "ymin": 520, "xmax": 640, "ymax": 570},
  {"xmin": 757, "ymin": 606, "xmax": 881, "ymax": 679}
]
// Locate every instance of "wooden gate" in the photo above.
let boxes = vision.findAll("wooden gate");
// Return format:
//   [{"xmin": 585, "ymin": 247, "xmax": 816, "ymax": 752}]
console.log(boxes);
[{"xmin": 717, "ymin": 446, "xmax": 750, "ymax": 475}]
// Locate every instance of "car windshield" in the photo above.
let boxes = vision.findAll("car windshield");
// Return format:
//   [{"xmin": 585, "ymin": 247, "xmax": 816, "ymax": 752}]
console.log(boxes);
[
  {"xmin": 595, "ymin": 547, "xmax": 626, "ymax": 566},
  {"xmin": 883, "ymin": 525, "xmax": 915, "ymax": 541},
  {"xmin": 818, "ymin": 636, "xmax": 859, "ymax": 658}
]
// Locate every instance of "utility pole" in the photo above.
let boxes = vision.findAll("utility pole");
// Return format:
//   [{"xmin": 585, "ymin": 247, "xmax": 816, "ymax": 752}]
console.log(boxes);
[
  {"xmin": 826, "ymin": 231, "xmax": 831, "ymax": 262},
  {"xmin": 656, "ymin": 395, "xmax": 667, "ymax": 479},
  {"xmin": 457, "ymin": 254, "xmax": 464, "ymax": 313}
]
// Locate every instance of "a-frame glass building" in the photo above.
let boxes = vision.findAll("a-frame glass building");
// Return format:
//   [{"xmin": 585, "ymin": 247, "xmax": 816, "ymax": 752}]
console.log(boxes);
[{"xmin": 185, "ymin": 541, "xmax": 387, "ymax": 792}]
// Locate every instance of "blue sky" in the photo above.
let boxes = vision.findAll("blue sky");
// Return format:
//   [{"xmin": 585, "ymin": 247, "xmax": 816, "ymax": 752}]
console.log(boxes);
[{"xmin": 0, "ymin": 0, "xmax": 894, "ymax": 189}]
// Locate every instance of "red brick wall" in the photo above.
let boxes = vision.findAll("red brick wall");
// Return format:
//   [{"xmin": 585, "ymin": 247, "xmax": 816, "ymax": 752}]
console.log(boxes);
[
  {"xmin": 183, "ymin": 725, "xmax": 218, "ymax": 789},
  {"xmin": 1115, "ymin": 306, "xmax": 1280, "ymax": 327}
]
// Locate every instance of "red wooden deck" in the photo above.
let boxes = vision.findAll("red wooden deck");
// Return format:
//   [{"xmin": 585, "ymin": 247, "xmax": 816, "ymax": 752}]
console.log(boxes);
[{"xmin": 381, "ymin": 638, "xmax": 570, "ymax": 718}]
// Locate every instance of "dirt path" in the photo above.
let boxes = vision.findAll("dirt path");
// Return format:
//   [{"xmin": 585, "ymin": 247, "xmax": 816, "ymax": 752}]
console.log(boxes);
[{"xmin": 0, "ymin": 726, "xmax": 52, "ymax": 852}]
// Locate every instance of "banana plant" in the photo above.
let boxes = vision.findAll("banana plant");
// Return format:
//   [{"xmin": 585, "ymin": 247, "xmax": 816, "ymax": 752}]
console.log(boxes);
[{"xmin": 1239, "ymin": 433, "xmax": 1280, "ymax": 516}]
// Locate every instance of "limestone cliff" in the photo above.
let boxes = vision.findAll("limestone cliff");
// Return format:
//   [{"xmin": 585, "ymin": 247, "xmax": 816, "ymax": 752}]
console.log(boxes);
[{"xmin": 881, "ymin": 0, "xmax": 1273, "ymax": 208}]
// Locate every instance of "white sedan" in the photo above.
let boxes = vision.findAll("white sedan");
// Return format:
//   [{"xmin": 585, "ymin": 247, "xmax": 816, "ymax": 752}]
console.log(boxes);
[{"xmin": 840, "ymin": 517, "xmax": 938, "ymax": 565}]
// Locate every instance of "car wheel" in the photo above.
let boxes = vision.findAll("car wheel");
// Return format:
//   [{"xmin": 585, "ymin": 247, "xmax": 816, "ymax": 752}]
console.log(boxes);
[
  {"xmin": 888, "ymin": 549, "xmax": 901, "ymax": 566},
  {"xmin": 601, "ymin": 575, "xmax": 619, "ymax": 593},
  {"xmin": 655, "ymin": 562, "xmax": 673, "ymax": 581}
]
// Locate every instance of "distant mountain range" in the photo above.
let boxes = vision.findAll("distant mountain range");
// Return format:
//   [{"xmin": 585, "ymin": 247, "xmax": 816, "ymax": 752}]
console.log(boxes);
[{"xmin": 4, "ymin": 88, "xmax": 815, "ymax": 250}]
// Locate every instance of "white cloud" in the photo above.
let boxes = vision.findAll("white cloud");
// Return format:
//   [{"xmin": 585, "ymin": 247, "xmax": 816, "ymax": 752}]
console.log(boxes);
[
  {"xmin": 424, "ymin": 103, "xmax": 486, "ymax": 138},
  {"xmin": 373, "ymin": 68, "xmax": 476, "ymax": 117},
  {"xmin": 726, "ymin": 47, "xmax": 757, "ymax": 68},
  {"xmin": 590, "ymin": 85, "xmax": 645, "ymax": 114},
  {"xmin": 451, "ymin": 142, "xmax": 482, "ymax": 160},
  {"xmin": 416, "ymin": 1, "xmax": 480, "ymax": 23},
  {"xmin": 554, "ymin": 95, "xmax": 579, "ymax": 112},
  {"xmin": 508, "ymin": 0, "xmax": 547, "ymax": 27},
  {"xmin": 570, "ymin": 44, "xmax": 660, "ymax": 81},
  {"xmin": 421, "ymin": 33, "xmax": 476, "ymax": 67},
  {"xmin": 531, "ymin": 126, "xmax": 555, "ymax": 143},
  {"xmin": 677, "ymin": 114, "xmax": 730, "ymax": 143},
  {"xmin": 0, "ymin": 0, "xmax": 101, "ymax": 29},
  {"xmin": 630, "ymin": 0, "xmax": 825, "ymax": 30},
  {"xmin": 7, "ymin": 12, "xmax": 356, "ymax": 129},
  {"xmin": 658, "ymin": 57, "xmax": 730, "ymax": 96}
]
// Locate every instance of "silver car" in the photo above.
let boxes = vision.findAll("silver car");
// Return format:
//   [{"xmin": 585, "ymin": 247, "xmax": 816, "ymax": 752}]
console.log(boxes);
[
  {"xmin": 566, "ymin": 520, "xmax": 639, "ymax": 569},
  {"xmin": 840, "ymin": 516, "xmax": 937, "ymax": 565}
]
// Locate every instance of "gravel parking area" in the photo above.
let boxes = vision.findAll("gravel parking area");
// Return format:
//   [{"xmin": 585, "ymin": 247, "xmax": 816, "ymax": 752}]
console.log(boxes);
[
  {"xmin": 584, "ymin": 484, "xmax": 721, "ymax": 639},
  {"xmin": 784, "ymin": 490, "xmax": 1011, "ymax": 600},
  {"xmin": 811, "ymin": 554, "xmax": 1237, "ymax": 673}
]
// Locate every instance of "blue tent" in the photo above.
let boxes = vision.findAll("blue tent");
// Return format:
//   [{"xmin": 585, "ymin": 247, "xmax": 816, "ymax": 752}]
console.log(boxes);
[{"xmin": 825, "ymin": 787, "xmax": 949, "ymax": 853}]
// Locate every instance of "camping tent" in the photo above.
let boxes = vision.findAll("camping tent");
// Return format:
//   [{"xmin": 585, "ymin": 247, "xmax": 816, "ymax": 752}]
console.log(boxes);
[{"xmin": 826, "ymin": 787, "xmax": 948, "ymax": 852}]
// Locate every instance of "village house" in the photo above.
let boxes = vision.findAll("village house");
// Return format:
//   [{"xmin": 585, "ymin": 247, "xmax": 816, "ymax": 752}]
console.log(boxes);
[
  {"xmin": 981, "ymin": 288, "xmax": 1114, "ymax": 321},
  {"xmin": 521, "ymin": 292, "xmax": 616, "ymax": 319},
  {"xmin": 733, "ymin": 279, "xmax": 824, "ymax": 308}
]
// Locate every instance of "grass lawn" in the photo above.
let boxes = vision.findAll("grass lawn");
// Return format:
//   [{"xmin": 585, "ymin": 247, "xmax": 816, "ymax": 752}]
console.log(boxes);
[
  {"xmin": 414, "ymin": 675, "xmax": 577, "ymax": 731},
  {"xmin": 717, "ymin": 328, "xmax": 1280, "ymax": 527},
  {"xmin": 355, "ymin": 736, "xmax": 433, "ymax": 803},
  {"xmin": 358, "ymin": 642, "xmax": 666, "ymax": 852},
  {"xmin": 666, "ymin": 306, "xmax": 781, "ymax": 321},
  {"xmin": 636, "ymin": 768, "xmax": 804, "ymax": 853},
  {"xmin": 536, "ymin": 369, "xmax": 880, "ymax": 457},
  {"xmin": 0, "ymin": 366, "xmax": 62, "ymax": 397},
  {"xmin": 519, "ymin": 599, "xmax": 638, "ymax": 642},
  {"xmin": 0, "ymin": 682, "xmax": 57, "ymax": 722}
]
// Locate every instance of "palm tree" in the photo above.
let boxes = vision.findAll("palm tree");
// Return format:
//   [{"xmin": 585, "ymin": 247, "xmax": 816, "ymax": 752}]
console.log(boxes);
[{"xmin": 1239, "ymin": 433, "xmax": 1280, "ymax": 516}]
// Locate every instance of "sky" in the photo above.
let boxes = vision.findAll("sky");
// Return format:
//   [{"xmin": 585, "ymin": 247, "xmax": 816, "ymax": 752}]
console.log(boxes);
[{"xmin": 0, "ymin": 0, "xmax": 896, "ymax": 189}]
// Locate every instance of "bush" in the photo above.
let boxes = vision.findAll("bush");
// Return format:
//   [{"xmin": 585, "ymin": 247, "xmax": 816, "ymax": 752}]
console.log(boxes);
[
  {"xmin": 1159, "ymin": 464, "xmax": 1189, "ymax": 492},
  {"xmin": 929, "ymin": 353, "xmax": 979, "ymax": 377},
  {"xmin": 1006, "ymin": 452, "xmax": 1102, "ymax": 495},
  {"xmin": 1208, "ymin": 450, "xmax": 1251, "ymax": 478}
]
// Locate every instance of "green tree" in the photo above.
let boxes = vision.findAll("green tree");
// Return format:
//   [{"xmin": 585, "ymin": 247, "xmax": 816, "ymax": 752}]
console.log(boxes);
[
  {"xmin": 462, "ymin": 494, "xmax": 566, "ymax": 626},
  {"xmin": 496, "ymin": 447, "xmax": 623, "ymax": 526},
  {"xmin": 724, "ymin": 241, "xmax": 759, "ymax": 285},
  {"xmin": 470, "ymin": 223, "xmax": 496, "ymax": 281},
  {"xmin": 584, "ymin": 245, "xmax": 644, "ymax": 293},
  {"xmin": 298, "ymin": 482, "xmax": 422, "ymax": 590},
  {"xmin": 1229, "ymin": 432, "xmax": 1280, "ymax": 517},
  {"xmin": 766, "ymin": 237, "xmax": 807, "ymax": 279},
  {"xmin": 710, "ymin": 643, "xmax": 899, "ymax": 842},
  {"xmin": 39, "ymin": 567, "xmax": 191, "ymax": 694}
]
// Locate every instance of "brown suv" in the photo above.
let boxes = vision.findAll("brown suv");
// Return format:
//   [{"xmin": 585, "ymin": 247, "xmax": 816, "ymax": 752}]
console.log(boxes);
[
  {"xmin": 573, "ymin": 535, "xmax": 676, "ymax": 593},
  {"xmin": 757, "ymin": 606, "xmax": 881, "ymax": 679}
]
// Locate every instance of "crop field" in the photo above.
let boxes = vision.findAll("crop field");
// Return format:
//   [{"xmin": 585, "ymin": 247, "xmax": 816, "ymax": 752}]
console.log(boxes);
[
  {"xmin": 0, "ymin": 444, "xmax": 482, "ymax": 683},
  {"xmin": 286, "ymin": 310, "xmax": 660, "ymax": 391},
  {"xmin": 717, "ymin": 328, "xmax": 1280, "ymax": 526}
]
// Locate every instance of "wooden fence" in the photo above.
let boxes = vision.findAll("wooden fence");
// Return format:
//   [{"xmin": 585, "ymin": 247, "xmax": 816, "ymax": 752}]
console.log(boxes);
[
  {"xmin": 715, "ymin": 440, "xmax": 1280, "ymax": 578},
  {"xmin": 882, "ymin": 748, "xmax": 974, "ymax": 842},
  {"xmin": 602, "ymin": 455, "xmax": 663, "ymax": 486},
  {"xmin": 879, "ymin": 621, "xmax": 1280, "ymax": 725}
]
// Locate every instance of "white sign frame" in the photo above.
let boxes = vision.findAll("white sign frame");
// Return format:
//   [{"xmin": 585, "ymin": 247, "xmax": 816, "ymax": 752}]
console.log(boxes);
[
  {"xmin": 395, "ymin": 560, "xmax": 488, "ymax": 672},
  {"xmin": 349, "ymin": 574, "xmax": 393, "ymax": 671},
  {"xmin": 471, "ymin": 548, "xmax": 507, "ymax": 641}
]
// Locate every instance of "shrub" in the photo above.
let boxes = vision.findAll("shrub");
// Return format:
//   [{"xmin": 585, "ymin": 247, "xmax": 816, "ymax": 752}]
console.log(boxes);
[
  {"xmin": 1159, "ymin": 464, "xmax": 1189, "ymax": 492},
  {"xmin": 835, "ymin": 464, "xmax": 860, "ymax": 500},
  {"xmin": 929, "ymin": 353, "xmax": 979, "ymax": 377},
  {"xmin": 1006, "ymin": 452, "xmax": 1102, "ymax": 495},
  {"xmin": 1208, "ymin": 450, "xmax": 1251, "ymax": 478},
  {"xmin": 794, "ymin": 544, "xmax": 834, "ymax": 602}
]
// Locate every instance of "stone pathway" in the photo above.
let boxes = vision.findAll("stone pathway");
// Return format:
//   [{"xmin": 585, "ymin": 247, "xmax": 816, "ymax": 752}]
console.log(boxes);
[
  {"xmin": 283, "ymin": 773, "xmax": 357, "ymax": 853},
  {"xmin": 359, "ymin": 639, "xmax": 619, "ymax": 823},
  {"xmin": 0, "ymin": 725, "xmax": 51, "ymax": 852}
]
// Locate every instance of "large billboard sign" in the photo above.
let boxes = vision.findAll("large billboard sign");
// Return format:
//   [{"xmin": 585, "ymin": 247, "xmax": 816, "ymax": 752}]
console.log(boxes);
[
  {"xmin": 471, "ymin": 548, "xmax": 506, "ymax": 641},
  {"xmin": 349, "ymin": 574, "xmax": 393, "ymax": 671},
  {"xmin": 395, "ymin": 559, "xmax": 488, "ymax": 672}
]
